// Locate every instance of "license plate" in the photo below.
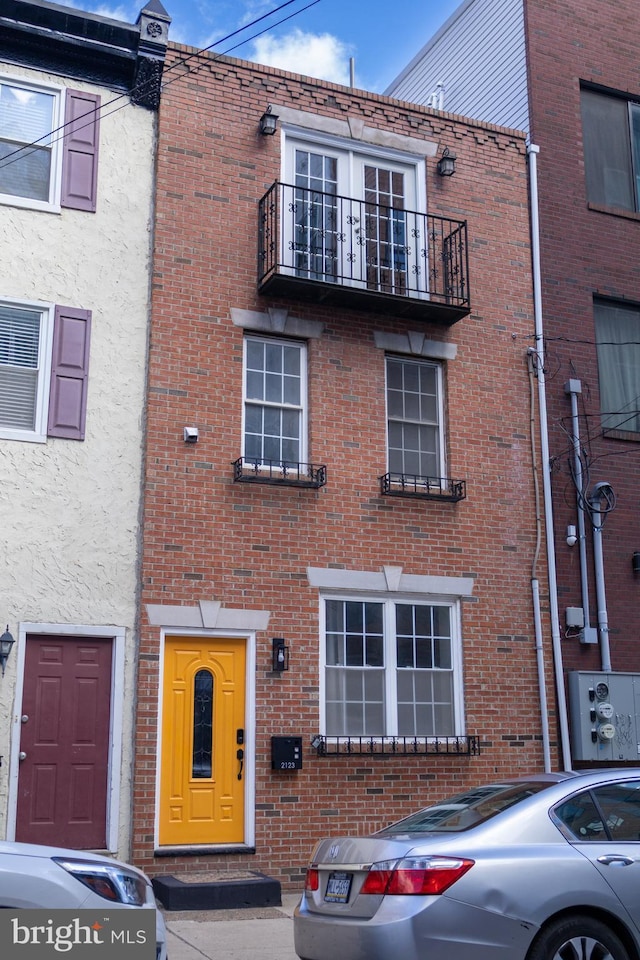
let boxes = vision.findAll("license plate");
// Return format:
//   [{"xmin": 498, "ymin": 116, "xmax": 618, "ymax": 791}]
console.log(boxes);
[{"xmin": 324, "ymin": 871, "xmax": 352, "ymax": 903}]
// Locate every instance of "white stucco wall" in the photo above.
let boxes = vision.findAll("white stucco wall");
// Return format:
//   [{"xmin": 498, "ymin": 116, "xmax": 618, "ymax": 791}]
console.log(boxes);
[{"xmin": 0, "ymin": 62, "xmax": 156, "ymax": 855}]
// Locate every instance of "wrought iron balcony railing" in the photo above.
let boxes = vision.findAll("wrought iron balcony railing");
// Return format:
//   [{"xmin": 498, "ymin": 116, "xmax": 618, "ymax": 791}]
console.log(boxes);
[
  {"xmin": 379, "ymin": 473, "xmax": 467, "ymax": 501},
  {"xmin": 311, "ymin": 735, "xmax": 481, "ymax": 757},
  {"xmin": 233, "ymin": 457, "xmax": 327, "ymax": 488},
  {"xmin": 258, "ymin": 182, "xmax": 470, "ymax": 324}
]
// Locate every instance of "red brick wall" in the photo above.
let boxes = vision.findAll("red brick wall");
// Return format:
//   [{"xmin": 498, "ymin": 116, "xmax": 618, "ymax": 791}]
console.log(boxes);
[
  {"xmin": 525, "ymin": 0, "xmax": 640, "ymax": 675},
  {"xmin": 133, "ymin": 48, "xmax": 554, "ymax": 887}
]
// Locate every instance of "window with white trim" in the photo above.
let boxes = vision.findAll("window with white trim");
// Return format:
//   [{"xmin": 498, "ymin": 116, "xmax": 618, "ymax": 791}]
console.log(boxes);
[
  {"xmin": 322, "ymin": 596, "xmax": 462, "ymax": 737},
  {"xmin": 386, "ymin": 355, "xmax": 444, "ymax": 479},
  {"xmin": 0, "ymin": 76, "xmax": 100, "ymax": 213},
  {"xmin": 0, "ymin": 299, "xmax": 91, "ymax": 443},
  {"xmin": 0, "ymin": 78, "xmax": 62, "ymax": 208},
  {"xmin": 243, "ymin": 335, "xmax": 306, "ymax": 465},
  {"xmin": 283, "ymin": 133, "xmax": 426, "ymax": 295},
  {"xmin": 0, "ymin": 301, "xmax": 54, "ymax": 439}
]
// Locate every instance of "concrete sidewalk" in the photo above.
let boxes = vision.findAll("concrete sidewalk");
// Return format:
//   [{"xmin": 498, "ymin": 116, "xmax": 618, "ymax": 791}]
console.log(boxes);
[{"xmin": 164, "ymin": 894, "xmax": 300, "ymax": 960}]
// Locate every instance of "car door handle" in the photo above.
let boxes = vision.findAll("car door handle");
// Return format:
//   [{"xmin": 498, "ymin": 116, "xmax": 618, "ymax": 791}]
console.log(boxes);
[{"xmin": 597, "ymin": 855, "xmax": 635, "ymax": 866}]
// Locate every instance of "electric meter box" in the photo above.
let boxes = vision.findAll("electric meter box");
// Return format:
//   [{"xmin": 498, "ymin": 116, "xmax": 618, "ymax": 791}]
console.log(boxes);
[
  {"xmin": 568, "ymin": 671, "xmax": 640, "ymax": 762},
  {"xmin": 271, "ymin": 736, "xmax": 302, "ymax": 771}
]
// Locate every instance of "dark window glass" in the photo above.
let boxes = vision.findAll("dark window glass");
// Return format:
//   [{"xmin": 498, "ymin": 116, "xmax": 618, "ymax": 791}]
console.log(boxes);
[
  {"xmin": 581, "ymin": 89, "xmax": 637, "ymax": 211},
  {"xmin": 192, "ymin": 670, "xmax": 213, "ymax": 778}
]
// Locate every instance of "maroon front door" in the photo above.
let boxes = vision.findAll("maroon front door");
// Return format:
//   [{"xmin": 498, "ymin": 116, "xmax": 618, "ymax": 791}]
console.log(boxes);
[{"xmin": 16, "ymin": 634, "xmax": 112, "ymax": 849}]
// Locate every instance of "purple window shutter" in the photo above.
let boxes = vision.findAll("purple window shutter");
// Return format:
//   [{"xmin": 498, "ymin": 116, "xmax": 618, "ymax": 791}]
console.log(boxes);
[
  {"xmin": 61, "ymin": 89, "xmax": 100, "ymax": 212},
  {"xmin": 47, "ymin": 306, "xmax": 92, "ymax": 440}
]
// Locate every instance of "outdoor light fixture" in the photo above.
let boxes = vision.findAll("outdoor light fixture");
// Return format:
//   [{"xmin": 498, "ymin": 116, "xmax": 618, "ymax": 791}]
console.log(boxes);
[
  {"xmin": 272, "ymin": 637, "xmax": 290, "ymax": 672},
  {"xmin": 0, "ymin": 625, "xmax": 15, "ymax": 677},
  {"xmin": 437, "ymin": 146, "xmax": 457, "ymax": 176},
  {"xmin": 633, "ymin": 552, "xmax": 640, "ymax": 575},
  {"xmin": 259, "ymin": 105, "xmax": 278, "ymax": 136}
]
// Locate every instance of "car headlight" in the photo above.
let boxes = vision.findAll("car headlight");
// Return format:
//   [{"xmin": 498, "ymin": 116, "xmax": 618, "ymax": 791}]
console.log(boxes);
[{"xmin": 53, "ymin": 858, "xmax": 149, "ymax": 906}]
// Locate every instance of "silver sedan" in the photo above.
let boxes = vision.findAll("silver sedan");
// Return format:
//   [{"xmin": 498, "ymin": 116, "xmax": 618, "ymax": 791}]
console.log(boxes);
[{"xmin": 294, "ymin": 768, "xmax": 640, "ymax": 960}]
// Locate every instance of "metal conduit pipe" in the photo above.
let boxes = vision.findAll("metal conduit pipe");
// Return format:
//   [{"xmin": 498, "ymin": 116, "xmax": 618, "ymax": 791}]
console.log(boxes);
[
  {"xmin": 590, "ymin": 483, "xmax": 613, "ymax": 673},
  {"xmin": 565, "ymin": 381, "xmax": 592, "ymax": 629},
  {"xmin": 527, "ymin": 143, "xmax": 572, "ymax": 770}
]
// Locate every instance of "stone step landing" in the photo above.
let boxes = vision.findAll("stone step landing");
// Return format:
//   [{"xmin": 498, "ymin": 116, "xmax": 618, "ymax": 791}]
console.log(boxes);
[{"xmin": 152, "ymin": 870, "xmax": 282, "ymax": 912}]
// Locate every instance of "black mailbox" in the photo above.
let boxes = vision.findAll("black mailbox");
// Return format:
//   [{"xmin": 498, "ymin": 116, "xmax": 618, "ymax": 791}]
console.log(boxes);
[{"xmin": 271, "ymin": 736, "xmax": 302, "ymax": 770}]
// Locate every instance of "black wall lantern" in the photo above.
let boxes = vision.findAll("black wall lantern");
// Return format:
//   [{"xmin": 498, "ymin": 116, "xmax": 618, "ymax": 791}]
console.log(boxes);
[
  {"xmin": 0, "ymin": 625, "xmax": 15, "ymax": 677},
  {"xmin": 259, "ymin": 105, "xmax": 278, "ymax": 136},
  {"xmin": 437, "ymin": 146, "xmax": 457, "ymax": 177},
  {"xmin": 272, "ymin": 637, "xmax": 290, "ymax": 672}
]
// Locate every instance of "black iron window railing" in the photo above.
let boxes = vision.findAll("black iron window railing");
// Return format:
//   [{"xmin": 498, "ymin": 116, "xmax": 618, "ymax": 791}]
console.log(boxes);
[
  {"xmin": 380, "ymin": 473, "xmax": 467, "ymax": 502},
  {"xmin": 233, "ymin": 456, "xmax": 327, "ymax": 488},
  {"xmin": 258, "ymin": 182, "xmax": 470, "ymax": 324},
  {"xmin": 311, "ymin": 735, "xmax": 480, "ymax": 757}
]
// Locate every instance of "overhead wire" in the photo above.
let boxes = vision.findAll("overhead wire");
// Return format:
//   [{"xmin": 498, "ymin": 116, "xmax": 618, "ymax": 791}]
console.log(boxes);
[{"xmin": 0, "ymin": 0, "xmax": 321, "ymax": 173}]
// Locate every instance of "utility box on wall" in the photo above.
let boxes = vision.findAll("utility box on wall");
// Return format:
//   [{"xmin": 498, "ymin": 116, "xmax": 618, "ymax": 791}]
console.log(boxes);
[
  {"xmin": 568, "ymin": 672, "xmax": 640, "ymax": 762},
  {"xmin": 271, "ymin": 736, "xmax": 302, "ymax": 771}
]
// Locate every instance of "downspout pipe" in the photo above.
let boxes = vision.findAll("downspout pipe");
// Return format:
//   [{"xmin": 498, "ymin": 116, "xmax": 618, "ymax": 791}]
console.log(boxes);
[{"xmin": 528, "ymin": 143, "xmax": 572, "ymax": 770}]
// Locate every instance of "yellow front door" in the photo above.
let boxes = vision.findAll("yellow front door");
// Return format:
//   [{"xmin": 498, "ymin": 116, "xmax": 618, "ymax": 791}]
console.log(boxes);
[{"xmin": 160, "ymin": 636, "xmax": 246, "ymax": 846}]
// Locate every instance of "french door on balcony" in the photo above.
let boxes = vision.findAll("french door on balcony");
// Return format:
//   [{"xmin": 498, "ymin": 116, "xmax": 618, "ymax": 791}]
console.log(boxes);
[{"xmin": 284, "ymin": 139, "xmax": 425, "ymax": 296}]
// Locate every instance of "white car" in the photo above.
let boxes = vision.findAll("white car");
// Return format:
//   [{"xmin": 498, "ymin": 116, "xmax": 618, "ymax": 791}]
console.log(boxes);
[{"xmin": 0, "ymin": 840, "xmax": 167, "ymax": 959}]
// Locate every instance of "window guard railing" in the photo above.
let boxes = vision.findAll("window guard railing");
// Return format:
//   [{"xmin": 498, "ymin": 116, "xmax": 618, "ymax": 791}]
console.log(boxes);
[
  {"xmin": 232, "ymin": 457, "xmax": 327, "ymax": 488},
  {"xmin": 311, "ymin": 735, "xmax": 480, "ymax": 757},
  {"xmin": 380, "ymin": 473, "xmax": 467, "ymax": 501},
  {"xmin": 258, "ymin": 182, "xmax": 469, "ymax": 312}
]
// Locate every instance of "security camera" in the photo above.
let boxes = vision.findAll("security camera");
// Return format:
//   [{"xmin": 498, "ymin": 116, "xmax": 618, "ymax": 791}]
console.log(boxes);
[{"xmin": 183, "ymin": 426, "xmax": 199, "ymax": 443}]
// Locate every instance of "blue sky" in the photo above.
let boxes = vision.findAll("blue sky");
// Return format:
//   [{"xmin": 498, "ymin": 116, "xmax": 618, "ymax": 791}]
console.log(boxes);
[{"xmin": 59, "ymin": 0, "xmax": 463, "ymax": 93}]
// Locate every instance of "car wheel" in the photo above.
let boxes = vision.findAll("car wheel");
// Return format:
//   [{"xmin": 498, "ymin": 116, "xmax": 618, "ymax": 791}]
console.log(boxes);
[{"xmin": 528, "ymin": 915, "xmax": 630, "ymax": 960}]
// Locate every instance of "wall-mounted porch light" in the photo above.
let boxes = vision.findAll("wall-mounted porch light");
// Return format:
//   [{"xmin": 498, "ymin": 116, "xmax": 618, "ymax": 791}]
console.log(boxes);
[
  {"xmin": 0, "ymin": 626, "xmax": 15, "ymax": 677},
  {"xmin": 259, "ymin": 105, "xmax": 278, "ymax": 136},
  {"xmin": 272, "ymin": 637, "xmax": 289, "ymax": 671},
  {"xmin": 437, "ymin": 146, "xmax": 457, "ymax": 177},
  {"xmin": 633, "ymin": 552, "xmax": 640, "ymax": 575}
]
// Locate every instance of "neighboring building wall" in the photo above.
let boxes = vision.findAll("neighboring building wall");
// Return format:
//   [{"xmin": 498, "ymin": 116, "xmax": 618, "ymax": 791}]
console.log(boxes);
[
  {"xmin": 524, "ymin": 0, "xmax": 640, "ymax": 680},
  {"xmin": 0, "ymin": 1, "xmax": 168, "ymax": 857},
  {"xmin": 386, "ymin": 0, "xmax": 528, "ymax": 132},
  {"xmin": 386, "ymin": 0, "xmax": 640, "ymax": 766},
  {"xmin": 135, "ymin": 48, "xmax": 551, "ymax": 888}
]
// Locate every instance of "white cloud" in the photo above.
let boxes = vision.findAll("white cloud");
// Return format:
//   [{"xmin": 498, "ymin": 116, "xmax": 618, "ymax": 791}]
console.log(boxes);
[{"xmin": 249, "ymin": 29, "xmax": 353, "ymax": 85}]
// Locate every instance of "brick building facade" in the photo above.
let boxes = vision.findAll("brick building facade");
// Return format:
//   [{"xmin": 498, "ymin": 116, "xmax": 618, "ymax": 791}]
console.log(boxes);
[{"xmin": 134, "ymin": 46, "xmax": 553, "ymax": 889}]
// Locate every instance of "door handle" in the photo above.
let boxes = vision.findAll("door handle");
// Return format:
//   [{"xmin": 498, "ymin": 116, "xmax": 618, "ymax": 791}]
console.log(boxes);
[
  {"xmin": 597, "ymin": 855, "xmax": 635, "ymax": 866},
  {"xmin": 236, "ymin": 748, "xmax": 244, "ymax": 781},
  {"xmin": 18, "ymin": 751, "xmax": 27, "ymax": 761}
]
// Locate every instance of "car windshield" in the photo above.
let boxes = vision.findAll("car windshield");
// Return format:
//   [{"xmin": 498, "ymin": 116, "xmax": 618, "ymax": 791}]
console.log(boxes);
[{"xmin": 378, "ymin": 781, "xmax": 552, "ymax": 834}]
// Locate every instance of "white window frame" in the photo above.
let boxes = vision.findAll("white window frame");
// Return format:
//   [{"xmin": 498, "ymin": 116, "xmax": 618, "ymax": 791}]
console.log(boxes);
[
  {"xmin": 241, "ymin": 334, "xmax": 308, "ymax": 467},
  {"xmin": 319, "ymin": 591, "xmax": 465, "ymax": 739},
  {"xmin": 385, "ymin": 354, "xmax": 446, "ymax": 481},
  {"xmin": 281, "ymin": 128, "xmax": 428, "ymax": 293},
  {"xmin": 0, "ymin": 297, "xmax": 54, "ymax": 443},
  {"xmin": 0, "ymin": 74, "xmax": 64, "ymax": 212}
]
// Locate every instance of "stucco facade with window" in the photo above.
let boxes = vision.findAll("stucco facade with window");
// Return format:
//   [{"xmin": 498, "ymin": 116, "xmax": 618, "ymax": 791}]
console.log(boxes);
[
  {"xmin": 387, "ymin": 0, "xmax": 640, "ymax": 769},
  {"xmin": 0, "ymin": 1, "xmax": 168, "ymax": 855},
  {"xmin": 135, "ymin": 46, "xmax": 554, "ymax": 890}
]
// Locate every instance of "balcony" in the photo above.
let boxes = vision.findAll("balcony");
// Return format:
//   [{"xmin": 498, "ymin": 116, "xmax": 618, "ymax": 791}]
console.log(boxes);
[{"xmin": 258, "ymin": 182, "xmax": 470, "ymax": 325}]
